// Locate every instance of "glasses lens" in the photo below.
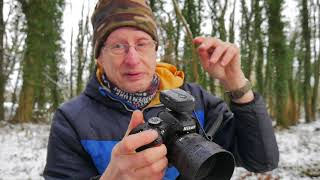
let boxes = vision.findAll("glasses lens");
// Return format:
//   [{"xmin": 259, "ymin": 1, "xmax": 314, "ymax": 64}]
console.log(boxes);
[
  {"xmin": 104, "ymin": 40, "xmax": 156, "ymax": 56},
  {"xmin": 110, "ymin": 44, "xmax": 127, "ymax": 55},
  {"xmin": 137, "ymin": 41, "xmax": 153, "ymax": 52}
]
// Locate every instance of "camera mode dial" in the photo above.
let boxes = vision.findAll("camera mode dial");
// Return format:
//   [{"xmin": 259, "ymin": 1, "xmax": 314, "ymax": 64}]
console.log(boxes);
[{"xmin": 148, "ymin": 117, "xmax": 163, "ymax": 125}]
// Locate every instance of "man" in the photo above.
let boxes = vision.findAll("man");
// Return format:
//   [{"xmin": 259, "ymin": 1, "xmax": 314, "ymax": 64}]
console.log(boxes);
[{"xmin": 44, "ymin": 0, "xmax": 279, "ymax": 179}]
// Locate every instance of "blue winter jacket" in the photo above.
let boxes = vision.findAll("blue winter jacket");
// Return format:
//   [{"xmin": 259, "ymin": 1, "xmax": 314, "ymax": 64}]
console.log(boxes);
[{"xmin": 43, "ymin": 64, "xmax": 279, "ymax": 180}]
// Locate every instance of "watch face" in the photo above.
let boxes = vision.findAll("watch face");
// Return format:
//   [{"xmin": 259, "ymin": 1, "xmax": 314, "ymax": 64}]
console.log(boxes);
[{"xmin": 233, "ymin": 91, "xmax": 245, "ymax": 99}]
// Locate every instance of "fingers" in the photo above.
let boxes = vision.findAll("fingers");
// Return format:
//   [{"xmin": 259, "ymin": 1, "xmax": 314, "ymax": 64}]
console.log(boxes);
[
  {"xmin": 116, "ymin": 129, "xmax": 158, "ymax": 154},
  {"xmin": 125, "ymin": 110, "xmax": 145, "ymax": 137},
  {"xmin": 210, "ymin": 44, "xmax": 228, "ymax": 64},
  {"xmin": 135, "ymin": 156, "xmax": 168, "ymax": 178},
  {"xmin": 105, "ymin": 110, "xmax": 167, "ymax": 180},
  {"xmin": 117, "ymin": 110, "xmax": 164, "ymax": 154},
  {"xmin": 193, "ymin": 36, "xmax": 240, "ymax": 67},
  {"xmin": 192, "ymin": 36, "xmax": 206, "ymax": 45},
  {"xmin": 109, "ymin": 144, "xmax": 168, "ymax": 179},
  {"xmin": 132, "ymin": 144, "xmax": 167, "ymax": 174},
  {"xmin": 219, "ymin": 44, "xmax": 239, "ymax": 66},
  {"xmin": 133, "ymin": 144, "xmax": 167, "ymax": 168}
]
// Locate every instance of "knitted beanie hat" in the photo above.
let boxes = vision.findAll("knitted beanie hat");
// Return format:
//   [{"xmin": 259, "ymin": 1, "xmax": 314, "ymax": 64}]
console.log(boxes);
[{"xmin": 91, "ymin": 0, "xmax": 158, "ymax": 58}]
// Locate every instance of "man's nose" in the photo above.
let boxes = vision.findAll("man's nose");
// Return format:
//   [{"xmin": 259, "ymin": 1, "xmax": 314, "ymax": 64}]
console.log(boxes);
[{"xmin": 124, "ymin": 46, "xmax": 141, "ymax": 66}]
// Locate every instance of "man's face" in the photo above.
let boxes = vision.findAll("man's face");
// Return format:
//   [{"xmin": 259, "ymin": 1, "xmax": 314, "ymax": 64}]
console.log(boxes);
[{"xmin": 97, "ymin": 27, "xmax": 157, "ymax": 93}]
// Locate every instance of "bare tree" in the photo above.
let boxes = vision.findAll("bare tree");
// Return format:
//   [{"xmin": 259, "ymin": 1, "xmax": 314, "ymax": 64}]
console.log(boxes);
[
  {"xmin": 0, "ymin": 0, "xmax": 4, "ymax": 121},
  {"xmin": 311, "ymin": 0, "xmax": 320, "ymax": 119},
  {"xmin": 300, "ymin": 0, "xmax": 313, "ymax": 122}
]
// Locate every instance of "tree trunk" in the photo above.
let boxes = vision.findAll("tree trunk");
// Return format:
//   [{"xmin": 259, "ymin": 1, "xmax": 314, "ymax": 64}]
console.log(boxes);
[
  {"xmin": 301, "ymin": 0, "xmax": 313, "ymax": 122},
  {"xmin": 173, "ymin": 0, "xmax": 199, "ymax": 82},
  {"xmin": 174, "ymin": 17, "xmax": 182, "ymax": 70},
  {"xmin": 0, "ymin": 0, "xmax": 4, "ymax": 121},
  {"xmin": 229, "ymin": 0, "xmax": 236, "ymax": 43},
  {"xmin": 12, "ymin": 0, "xmax": 64, "ymax": 123},
  {"xmin": 253, "ymin": 0, "xmax": 265, "ymax": 95},
  {"xmin": 311, "ymin": 0, "xmax": 320, "ymax": 119},
  {"xmin": 12, "ymin": 1, "xmax": 36, "ymax": 123},
  {"xmin": 70, "ymin": 29, "xmax": 74, "ymax": 98},
  {"xmin": 267, "ymin": 0, "xmax": 290, "ymax": 127},
  {"xmin": 219, "ymin": 0, "xmax": 228, "ymax": 41},
  {"xmin": 288, "ymin": 32, "xmax": 299, "ymax": 124},
  {"xmin": 75, "ymin": 3, "xmax": 90, "ymax": 95},
  {"xmin": 159, "ymin": 15, "xmax": 175, "ymax": 65},
  {"xmin": 12, "ymin": 79, "xmax": 35, "ymax": 123},
  {"xmin": 240, "ymin": 0, "xmax": 254, "ymax": 80}
]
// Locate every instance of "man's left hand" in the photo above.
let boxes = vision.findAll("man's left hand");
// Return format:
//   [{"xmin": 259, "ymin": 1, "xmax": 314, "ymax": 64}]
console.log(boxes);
[{"xmin": 193, "ymin": 36, "xmax": 254, "ymax": 103}]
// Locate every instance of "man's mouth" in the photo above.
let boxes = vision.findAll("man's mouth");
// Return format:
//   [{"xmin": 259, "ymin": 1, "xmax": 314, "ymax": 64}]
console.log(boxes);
[{"xmin": 124, "ymin": 72, "xmax": 144, "ymax": 80}]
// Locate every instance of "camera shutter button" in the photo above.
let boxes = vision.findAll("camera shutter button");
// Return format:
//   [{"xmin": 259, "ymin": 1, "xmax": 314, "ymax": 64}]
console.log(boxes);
[{"xmin": 148, "ymin": 117, "xmax": 162, "ymax": 125}]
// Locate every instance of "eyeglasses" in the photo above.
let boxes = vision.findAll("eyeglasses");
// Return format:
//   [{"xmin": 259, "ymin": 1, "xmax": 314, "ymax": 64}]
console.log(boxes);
[{"xmin": 103, "ymin": 40, "xmax": 157, "ymax": 57}]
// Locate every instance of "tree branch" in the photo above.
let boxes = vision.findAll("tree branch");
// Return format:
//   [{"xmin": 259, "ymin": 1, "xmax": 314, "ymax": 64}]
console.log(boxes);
[{"xmin": 172, "ymin": 0, "xmax": 199, "ymax": 82}]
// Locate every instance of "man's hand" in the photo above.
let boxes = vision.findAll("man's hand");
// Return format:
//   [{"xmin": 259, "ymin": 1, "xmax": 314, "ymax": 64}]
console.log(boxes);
[
  {"xmin": 100, "ymin": 110, "xmax": 168, "ymax": 180},
  {"xmin": 193, "ymin": 37, "xmax": 254, "ymax": 103}
]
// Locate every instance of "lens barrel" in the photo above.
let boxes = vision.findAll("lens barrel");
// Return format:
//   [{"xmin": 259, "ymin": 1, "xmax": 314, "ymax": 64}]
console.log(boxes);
[{"xmin": 168, "ymin": 133, "xmax": 235, "ymax": 180}]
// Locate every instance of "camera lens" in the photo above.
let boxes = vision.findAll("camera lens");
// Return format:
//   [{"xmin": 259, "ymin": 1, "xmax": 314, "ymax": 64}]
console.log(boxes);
[{"xmin": 169, "ymin": 133, "xmax": 235, "ymax": 180}]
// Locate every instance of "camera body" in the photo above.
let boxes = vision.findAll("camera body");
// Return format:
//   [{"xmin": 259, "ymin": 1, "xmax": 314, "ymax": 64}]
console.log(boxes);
[
  {"xmin": 130, "ymin": 88, "xmax": 235, "ymax": 180},
  {"xmin": 130, "ymin": 88, "xmax": 198, "ymax": 152}
]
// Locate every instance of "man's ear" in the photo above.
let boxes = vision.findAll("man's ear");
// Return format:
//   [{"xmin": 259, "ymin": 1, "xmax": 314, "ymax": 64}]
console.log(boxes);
[
  {"xmin": 96, "ymin": 60, "xmax": 105, "ymax": 74},
  {"xmin": 96, "ymin": 58, "xmax": 102, "ymax": 66}
]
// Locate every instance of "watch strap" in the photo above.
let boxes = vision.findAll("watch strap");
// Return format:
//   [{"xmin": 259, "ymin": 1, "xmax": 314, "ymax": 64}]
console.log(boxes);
[{"xmin": 225, "ymin": 79, "xmax": 252, "ymax": 99}]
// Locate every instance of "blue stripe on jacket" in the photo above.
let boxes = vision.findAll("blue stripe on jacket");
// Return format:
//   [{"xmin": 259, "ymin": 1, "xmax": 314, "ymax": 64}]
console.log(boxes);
[
  {"xmin": 81, "ymin": 140, "xmax": 117, "ymax": 174},
  {"xmin": 194, "ymin": 110, "xmax": 205, "ymax": 128}
]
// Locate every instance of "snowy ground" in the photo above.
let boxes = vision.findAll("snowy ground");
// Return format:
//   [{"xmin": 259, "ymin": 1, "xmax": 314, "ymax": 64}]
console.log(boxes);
[{"xmin": 0, "ymin": 120, "xmax": 320, "ymax": 180}]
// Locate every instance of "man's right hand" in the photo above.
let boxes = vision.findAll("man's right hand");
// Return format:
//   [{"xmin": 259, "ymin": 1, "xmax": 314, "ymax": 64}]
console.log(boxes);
[{"xmin": 100, "ymin": 110, "xmax": 168, "ymax": 180}]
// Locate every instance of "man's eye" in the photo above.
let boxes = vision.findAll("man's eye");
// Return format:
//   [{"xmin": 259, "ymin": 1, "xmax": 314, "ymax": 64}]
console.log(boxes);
[
  {"xmin": 112, "ymin": 44, "xmax": 125, "ymax": 49},
  {"xmin": 136, "ymin": 42, "xmax": 147, "ymax": 47}
]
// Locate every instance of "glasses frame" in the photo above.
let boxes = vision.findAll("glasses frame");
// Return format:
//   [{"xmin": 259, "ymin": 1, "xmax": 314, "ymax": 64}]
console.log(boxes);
[{"xmin": 102, "ymin": 40, "xmax": 157, "ymax": 57}]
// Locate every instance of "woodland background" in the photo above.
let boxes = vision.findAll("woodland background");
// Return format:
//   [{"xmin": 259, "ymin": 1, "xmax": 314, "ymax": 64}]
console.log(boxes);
[
  {"xmin": 0, "ymin": 0, "xmax": 320, "ymax": 128},
  {"xmin": 0, "ymin": 0, "xmax": 320, "ymax": 179}
]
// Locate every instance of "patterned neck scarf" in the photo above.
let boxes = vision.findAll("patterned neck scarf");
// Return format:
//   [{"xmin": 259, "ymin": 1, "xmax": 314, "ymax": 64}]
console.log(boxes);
[{"xmin": 100, "ymin": 73, "xmax": 160, "ymax": 109}]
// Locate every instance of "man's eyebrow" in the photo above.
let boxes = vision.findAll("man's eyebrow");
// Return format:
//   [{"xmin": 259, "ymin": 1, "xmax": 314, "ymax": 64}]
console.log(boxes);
[
  {"xmin": 105, "ymin": 36, "xmax": 152, "ymax": 45},
  {"xmin": 106, "ymin": 38, "xmax": 126, "ymax": 44},
  {"xmin": 136, "ymin": 37, "xmax": 152, "ymax": 41}
]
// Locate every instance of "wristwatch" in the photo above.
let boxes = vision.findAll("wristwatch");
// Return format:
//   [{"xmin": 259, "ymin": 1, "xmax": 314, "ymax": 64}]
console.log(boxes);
[{"xmin": 225, "ymin": 79, "xmax": 252, "ymax": 99}]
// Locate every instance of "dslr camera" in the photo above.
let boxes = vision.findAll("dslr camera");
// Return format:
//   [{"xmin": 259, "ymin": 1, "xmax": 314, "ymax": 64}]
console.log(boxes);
[{"xmin": 130, "ymin": 88, "xmax": 235, "ymax": 180}]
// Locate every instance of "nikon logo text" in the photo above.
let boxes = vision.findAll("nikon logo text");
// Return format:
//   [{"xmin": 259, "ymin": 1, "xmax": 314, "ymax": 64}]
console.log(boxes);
[{"xmin": 183, "ymin": 125, "xmax": 196, "ymax": 131}]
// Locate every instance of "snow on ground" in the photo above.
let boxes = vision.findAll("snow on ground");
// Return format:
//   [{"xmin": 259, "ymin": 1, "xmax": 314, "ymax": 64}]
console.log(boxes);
[
  {"xmin": 0, "ymin": 123, "xmax": 49, "ymax": 180},
  {"xmin": 0, "ymin": 120, "xmax": 320, "ymax": 180},
  {"xmin": 232, "ymin": 119, "xmax": 320, "ymax": 180}
]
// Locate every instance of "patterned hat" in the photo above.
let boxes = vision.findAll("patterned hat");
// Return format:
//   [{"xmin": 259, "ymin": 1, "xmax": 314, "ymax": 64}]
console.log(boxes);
[{"xmin": 91, "ymin": 0, "xmax": 158, "ymax": 58}]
